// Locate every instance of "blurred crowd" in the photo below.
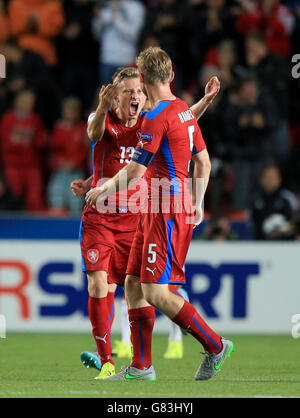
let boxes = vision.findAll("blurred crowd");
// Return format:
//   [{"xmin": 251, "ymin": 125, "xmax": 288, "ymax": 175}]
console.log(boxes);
[{"xmin": 0, "ymin": 0, "xmax": 300, "ymax": 241}]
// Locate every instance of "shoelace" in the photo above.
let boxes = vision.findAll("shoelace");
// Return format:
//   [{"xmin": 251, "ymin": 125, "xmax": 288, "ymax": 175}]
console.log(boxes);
[
  {"xmin": 200, "ymin": 352, "xmax": 216, "ymax": 368},
  {"xmin": 119, "ymin": 365, "xmax": 130, "ymax": 375}
]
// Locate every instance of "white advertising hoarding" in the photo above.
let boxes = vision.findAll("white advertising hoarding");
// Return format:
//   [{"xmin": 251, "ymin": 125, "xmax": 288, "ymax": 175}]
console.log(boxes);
[{"xmin": 0, "ymin": 240, "xmax": 299, "ymax": 334}]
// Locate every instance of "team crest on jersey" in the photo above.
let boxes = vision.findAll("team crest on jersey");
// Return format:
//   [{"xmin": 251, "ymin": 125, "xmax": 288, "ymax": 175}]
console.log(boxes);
[{"xmin": 87, "ymin": 249, "xmax": 99, "ymax": 264}]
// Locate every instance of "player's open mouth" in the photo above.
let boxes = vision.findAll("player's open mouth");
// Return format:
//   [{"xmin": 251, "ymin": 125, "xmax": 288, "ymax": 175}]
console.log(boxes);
[{"xmin": 130, "ymin": 102, "xmax": 139, "ymax": 116}]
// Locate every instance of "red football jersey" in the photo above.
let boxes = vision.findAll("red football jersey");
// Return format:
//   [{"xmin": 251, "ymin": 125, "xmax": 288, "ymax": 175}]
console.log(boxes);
[
  {"xmin": 132, "ymin": 98, "xmax": 206, "ymax": 200},
  {"xmin": 86, "ymin": 109, "xmax": 146, "ymax": 214},
  {"xmin": 0, "ymin": 110, "xmax": 47, "ymax": 168},
  {"xmin": 51, "ymin": 120, "xmax": 89, "ymax": 171}
]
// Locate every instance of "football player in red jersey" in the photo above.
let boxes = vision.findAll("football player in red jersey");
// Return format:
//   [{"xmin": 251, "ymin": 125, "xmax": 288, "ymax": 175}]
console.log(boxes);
[
  {"xmin": 76, "ymin": 66, "xmax": 220, "ymax": 379},
  {"xmin": 86, "ymin": 48, "xmax": 233, "ymax": 382}
]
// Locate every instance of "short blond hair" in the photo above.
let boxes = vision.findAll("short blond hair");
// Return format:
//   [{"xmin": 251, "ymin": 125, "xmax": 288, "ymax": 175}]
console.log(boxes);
[
  {"xmin": 112, "ymin": 67, "xmax": 140, "ymax": 86},
  {"xmin": 136, "ymin": 47, "xmax": 173, "ymax": 85}
]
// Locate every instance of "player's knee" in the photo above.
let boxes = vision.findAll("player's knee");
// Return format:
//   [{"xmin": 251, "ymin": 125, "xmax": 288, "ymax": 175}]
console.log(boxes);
[
  {"xmin": 142, "ymin": 286, "xmax": 165, "ymax": 309},
  {"xmin": 87, "ymin": 271, "xmax": 108, "ymax": 298},
  {"xmin": 125, "ymin": 275, "xmax": 142, "ymax": 300}
]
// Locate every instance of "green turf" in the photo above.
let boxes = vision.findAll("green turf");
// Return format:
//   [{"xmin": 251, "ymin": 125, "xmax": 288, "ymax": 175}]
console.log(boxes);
[{"xmin": 0, "ymin": 333, "xmax": 299, "ymax": 398}]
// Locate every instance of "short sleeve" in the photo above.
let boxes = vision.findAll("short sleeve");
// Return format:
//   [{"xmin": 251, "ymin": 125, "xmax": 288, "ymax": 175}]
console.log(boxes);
[
  {"xmin": 131, "ymin": 114, "xmax": 166, "ymax": 167},
  {"xmin": 87, "ymin": 112, "xmax": 96, "ymax": 136},
  {"xmin": 192, "ymin": 125, "xmax": 207, "ymax": 156},
  {"xmin": 87, "ymin": 112, "xmax": 96, "ymax": 124}
]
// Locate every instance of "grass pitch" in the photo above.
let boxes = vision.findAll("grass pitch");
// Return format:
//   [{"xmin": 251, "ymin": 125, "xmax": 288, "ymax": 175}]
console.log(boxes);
[{"xmin": 0, "ymin": 333, "xmax": 299, "ymax": 398}]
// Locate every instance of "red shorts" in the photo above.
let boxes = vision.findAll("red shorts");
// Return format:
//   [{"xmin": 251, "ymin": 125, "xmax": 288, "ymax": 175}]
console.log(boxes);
[
  {"xmin": 126, "ymin": 208, "xmax": 193, "ymax": 284},
  {"xmin": 79, "ymin": 209, "xmax": 138, "ymax": 285}
]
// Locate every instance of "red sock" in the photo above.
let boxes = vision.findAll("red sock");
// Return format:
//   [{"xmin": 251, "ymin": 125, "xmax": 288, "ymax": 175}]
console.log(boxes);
[
  {"xmin": 88, "ymin": 296, "xmax": 114, "ymax": 365},
  {"xmin": 129, "ymin": 306, "xmax": 155, "ymax": 370},
  {"xmin": 173, "ymin": 300, "xmax": 222, "ymax": 354},
  {"xmin": 107, "ymin": 292, "xmax": 115, "ymax": 334}
]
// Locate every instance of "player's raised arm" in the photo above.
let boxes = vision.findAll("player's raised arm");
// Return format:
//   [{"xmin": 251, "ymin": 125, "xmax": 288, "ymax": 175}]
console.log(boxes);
[
  {"xmin": 88, "ymin": 84, "xmax": 116, "ymax": 142},
  {"xmin": 190, "ymin": 76, "xmax": 220, "ymax": 120}
]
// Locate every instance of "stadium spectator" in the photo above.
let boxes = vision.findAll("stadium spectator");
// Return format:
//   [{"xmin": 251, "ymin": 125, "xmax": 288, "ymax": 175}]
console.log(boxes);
[
  {"xmin": 291, "ymin": 2, "xmax": 300, "ymax": 55},
  {"xmin": 0, "ymin": 89, "xmax": 47, "ymax": 211},
  {"xmin": 92, "ymin": 0, "xmax": 145, "ymax": 85},
  {"xmin": 236, "ymin": 0, "xmax": 295, "ymax": 58},
  {"xmin": 221, "ymin": 76, "xmax": 279, "ymax": 211},
  {"xmin": 57, "ymin": 0, "xmax": 99, "ymax": 112},
  {"xmin": 140, "ymin": 0, "xmax": 189, "ymax": 93},
  {"xmin": 290, "ymin": 5, "xmax": 300, "ymax": 134},
  {"xmin": 0, "ymin": 171, "xmax": 23, "ymax": 211},
  {"xmin": 185, "ymin": 0, "xmax": 239, "ymax": 82},
  {"xmin": 285, "ymin": 127, "xmax": 300, "ymax": 199},
  {"xmin": 195, "ymin": 70, "xmax": 230, "ymax": 217},
  {"xmin": 2, "ymin": 37, "xmax": 60, "ymax": 129},
  {"xmin": 251, "ymin": 164, "xmax": 299, "ymax": 239},
  {"xmin": 0, "ymin": 0, "xmax": 9, "ymax": 50},
  {"xmin": 288, "ymin": 210, "xmax": 300, "ymax": 240},
  {"xmin": 244, "ymin": 32, "xmax": 290, "ymax": 161},
  {"xmin": 47, "ymin": 97, "xmax": 89, "ymax": 214},
  {"xmin": 0, "ymin": 0, "xmax": 8, "ymax": 117},
  {"xmin": 201, "ymin": 216, "xmax": 238, "ymax": 241},
  {"xmin": 7, "ymin": 0, "xmax": 65, "ymax": 67},
  {"xmin": 202, "ymin": 39, "xmax": 239, "ymax": 91}
]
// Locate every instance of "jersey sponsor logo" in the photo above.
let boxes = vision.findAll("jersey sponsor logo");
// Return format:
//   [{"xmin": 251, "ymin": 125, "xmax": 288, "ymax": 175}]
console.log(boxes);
[
  {"xmin": 87, "ymin": 249, "xmax": 99, "ymax": 264},
  {"xmin": 178, "ymin": 110, "xmax": 195, "ymax": 124}
]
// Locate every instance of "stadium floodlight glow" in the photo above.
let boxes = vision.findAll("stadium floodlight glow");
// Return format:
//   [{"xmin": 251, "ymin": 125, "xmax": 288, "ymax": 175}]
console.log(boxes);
[
  {"xmin": 0, "ymin": 314, "xmax": 6, "ymax": 339},
  {"xmin": 0, "ymin": 54, "xmax": 6, "ymax": 79}
]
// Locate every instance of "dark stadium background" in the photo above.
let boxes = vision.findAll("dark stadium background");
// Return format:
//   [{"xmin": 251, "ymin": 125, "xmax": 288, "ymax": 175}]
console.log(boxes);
[{"xmin": 0, "ymin": 0, "xmax": 299, "ymax": 241}]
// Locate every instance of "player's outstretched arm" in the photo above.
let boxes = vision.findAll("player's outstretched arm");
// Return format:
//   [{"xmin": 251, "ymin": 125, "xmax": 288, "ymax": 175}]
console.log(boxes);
[
  {"xmin": 192, "ymin": 149, "xmax": 211, "ymax": 227},
  {"xmin": 71, "ymin": 176, "xmax": 93, "ymax": 196},
  {"xmin": 85, "ymin": 161, "xmax": 146, "ymax": 208},
  {"xmin": 88, "ymin": 84, "xmax": 116, "ymax": 142},
  {"xmin": 190, "ymin": 76, "xmax": 220, "ymax": 121}
]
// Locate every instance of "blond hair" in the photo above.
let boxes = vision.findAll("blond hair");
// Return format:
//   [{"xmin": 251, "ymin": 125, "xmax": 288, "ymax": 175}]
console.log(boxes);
[
  {"xmin": 136, "ymin": 47, "xmax": 172, "ymax": 85},
  {"xmin": 112, "ymin": 66, "xmax": 140, "ymax": 86}
]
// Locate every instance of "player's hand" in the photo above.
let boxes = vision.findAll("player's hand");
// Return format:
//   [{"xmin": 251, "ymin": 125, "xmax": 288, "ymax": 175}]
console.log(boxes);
[
  {"xmin": 71, "ymin": 179, "xmax": 89, "ymax": 196},
  {"xmin": 98, "ymin": 84, "xmax": 116, "ymax": 112},
  {"xmin": 204, "ymin": 76, "xmax": 220, "ymax": 105},
  {"xmin": 85, "ymin": 184, "xmax": 108, "ymax": 208},
  {"xmin": 193, "ymin": 206, "xmax": 204, "ymax": 229}
]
